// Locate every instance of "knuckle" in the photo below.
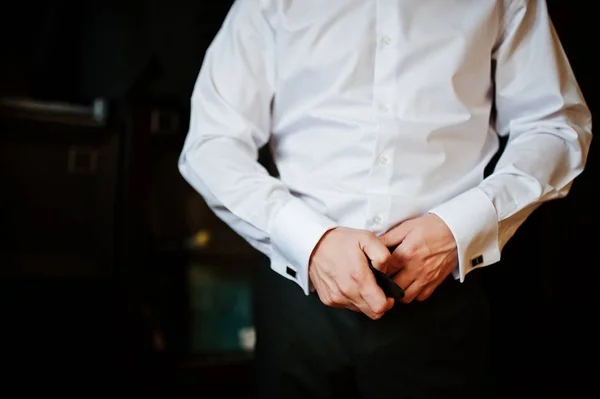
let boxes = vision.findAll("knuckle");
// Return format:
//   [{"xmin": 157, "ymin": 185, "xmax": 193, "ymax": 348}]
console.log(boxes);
[
  {"xmin": 418, "ymin": 288, "xmax": 433, "ymax": 301},
  {"xmin": 321, "ymin": 297, "xmax": 334, "ymax": 306},
  {"xmin": 371, "ymin": 302, "xmax": 387, "ymax": 315},
  {"xmin": 350, "ymin": 270, "xmax": 365, "ymax": 284},
  {"xmin": 370, "ymin": 312, "xmax": 383, "ymax": 321},
  {"xmin": 329, "ymin": 293, "xmax": 344, "ymax": 305},
  {"xmin": 413, "ymin": 230, "xmax": 425, "ymax": 242},
  {"xmin": 363, "ymin": 231, "xmax": 377, "ymax": 241},
  {"xmin": 402, "ymin": 244, "xmax": 418, "ymax": 259},
  {"xmin": 377, "ymin": 252, "xmax": 392, "ymax": 264},
  {"xmin": 337, "ymin": 284, "xmax": 352, "ymax": 297}
]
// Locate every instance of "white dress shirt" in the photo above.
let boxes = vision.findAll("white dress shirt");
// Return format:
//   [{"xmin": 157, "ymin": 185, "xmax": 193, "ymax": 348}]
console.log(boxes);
[{"xmin": 179, "ymin": 0, "xmax": 592, "ymax": 295}]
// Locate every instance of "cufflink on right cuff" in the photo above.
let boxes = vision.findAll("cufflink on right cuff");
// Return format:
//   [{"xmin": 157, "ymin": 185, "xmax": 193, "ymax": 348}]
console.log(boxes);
[
  {"xmin": 471, "ymin": 255, "xmax": 484, "ymax": 267},
  {"xmin": 286, "ymin": 266, "xmax": 297, "ymax": 279}
]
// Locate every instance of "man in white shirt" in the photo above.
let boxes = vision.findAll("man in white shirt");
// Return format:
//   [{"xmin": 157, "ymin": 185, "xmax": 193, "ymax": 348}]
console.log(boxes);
[{"xmin": 179, "ymin": 0, "xmax": 592, "ymax": 397}]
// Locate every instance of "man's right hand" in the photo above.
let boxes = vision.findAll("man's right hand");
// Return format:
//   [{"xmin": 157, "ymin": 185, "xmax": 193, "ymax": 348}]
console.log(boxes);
[{"xmin": 308, "ymin": 227, "xmax": 395, "ymax": 320}]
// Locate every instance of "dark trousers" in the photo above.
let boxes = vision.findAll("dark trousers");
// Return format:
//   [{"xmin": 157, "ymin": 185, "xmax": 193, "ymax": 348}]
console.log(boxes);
[{"xmin": 252, "ymin": 262, "xmax": 493, "ymax": 399}]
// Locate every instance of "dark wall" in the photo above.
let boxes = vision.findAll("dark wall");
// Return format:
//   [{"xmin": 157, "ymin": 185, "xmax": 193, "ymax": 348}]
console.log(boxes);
[
  {"xmin": 0, "ymin": 0, "xmax": 234, "ymax": 102},
  {"xmin": 481, "ymin": 2, "xmax": 599, "ymax": 397}
]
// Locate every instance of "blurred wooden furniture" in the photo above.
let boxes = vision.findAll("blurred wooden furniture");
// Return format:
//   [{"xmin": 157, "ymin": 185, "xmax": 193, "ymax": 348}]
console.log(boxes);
[{"xmin": 0, "ymin": 97, "xmax": 117, "ymax": 279}]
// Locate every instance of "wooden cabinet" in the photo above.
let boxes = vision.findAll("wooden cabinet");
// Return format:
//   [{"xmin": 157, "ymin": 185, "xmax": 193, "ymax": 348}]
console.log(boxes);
[
  {"xmin": 0, "ymin": 98, "xmax": 118, "ymax": 279},
  {"xmin": 123, "ymin": 103, "xmax": 261, "ymax": 390}
]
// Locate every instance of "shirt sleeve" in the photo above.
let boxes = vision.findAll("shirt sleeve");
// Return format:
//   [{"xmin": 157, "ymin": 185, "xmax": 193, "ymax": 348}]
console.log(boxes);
[
  {"xmin": 178, "ymin": 0, "xmax": 337, "ymax": 295},
  {"xmin": 430, "ymin": 0, "xmax": 593, "ymax": 281}
]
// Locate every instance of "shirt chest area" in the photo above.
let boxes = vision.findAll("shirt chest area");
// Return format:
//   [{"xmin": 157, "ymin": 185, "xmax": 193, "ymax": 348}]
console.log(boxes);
[{"xmin": 273, "ymin": 0, "xmax": 501, "ymax": 111}]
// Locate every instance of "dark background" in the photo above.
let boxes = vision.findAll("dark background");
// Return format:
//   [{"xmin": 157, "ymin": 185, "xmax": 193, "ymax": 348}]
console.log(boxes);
[{"xmin": 0, "ymin": 1, "xmax": 597, "ymax": 397}]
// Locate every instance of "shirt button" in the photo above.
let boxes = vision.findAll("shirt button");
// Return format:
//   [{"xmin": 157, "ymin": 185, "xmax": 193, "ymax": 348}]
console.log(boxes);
[
  {"xmin": 381, "ymin": 36, "xmax": 392, "ymax": 46},
  {"xmin": 379, "ymin": 104, "xmax": 390, "ymax": 113},
  {"xmin": 378, "ymin": 156, "xmax": 388, "ymax": 166},
  {"xmin": 372, "ymin": 215, "xmax": 382, "ymax": 225}
]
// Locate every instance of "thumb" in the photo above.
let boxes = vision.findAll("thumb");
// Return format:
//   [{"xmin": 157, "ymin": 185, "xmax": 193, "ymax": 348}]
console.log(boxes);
[
  {"xmin": 361, "ymin": 233, "xmax": 392, "ymax": 273},
  {"xmin": 378, "ymin": 221, "xmax": 412, "ymax": 248}
]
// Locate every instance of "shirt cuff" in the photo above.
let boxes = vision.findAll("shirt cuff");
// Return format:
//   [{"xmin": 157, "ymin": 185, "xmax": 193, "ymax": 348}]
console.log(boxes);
[
  {"xmin": 429, "ymin": 187, "xmax": 501, "ymax": 282},
  {"xmin": 269, "ymin": 198, "xmax": 338, "ymax": 295}
]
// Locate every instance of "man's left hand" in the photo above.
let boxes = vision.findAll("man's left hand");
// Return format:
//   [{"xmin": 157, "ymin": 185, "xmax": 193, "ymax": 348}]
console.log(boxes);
[{"xmin": 378, "ymin": 213, "xmax": 458, "ymax": 304}]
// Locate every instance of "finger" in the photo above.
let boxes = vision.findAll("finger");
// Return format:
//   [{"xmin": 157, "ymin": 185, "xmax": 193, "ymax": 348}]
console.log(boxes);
[
  {"xmin": 390, "ymin": 243, "xmax": 415, "ymax": 286},
  {"xmin": 386, "ymin": 250, "xmax": 405, "ymax": 277},
  {"xmin": 415, "ymin": 283, "xmax": 437, "ymax": 302},
  {"xmin": 399, "ymin": 279, "xmax": 425, "ymax": 304},
  {"xmin": 355, "ymin": 296, "xmax": 394, "ymax": 320},
  {"xmin": 311, "ymin": 266, "xmax": 347, "ymax": 308},
  {"xmin": 316, "ymin": 290, "xmax": 343, "ymax": 308},
  {"xmin": 392, "ymin": 268, "xmax": 413, "ymax": 291},
  {"xmin": 331, "ymin": 278, "xmax": 362, "ymax": 310},
  {"xmin": 356, "ymin": 265, "xmax": 395, "ymax": 318},
  {"xmin": 311, "ymin": 276, "xmax": 338, "ymax": 308},
  {"xmin": 360, "ymin": 232, "xmax": 392, "ymax": 273},
  {"xmin": 347, "ymin": 303, "xmax": 361, "ymax": 312},
  {"xmin": 391, "ymin": 268, "xmax": 418, "ymax": 304},
  {"xmin": 333, "ymin": 274, "xmax": 380, "ymax": 316},
  {"xmin": 338, "ymin": 270, "xmax": 392, "ymax": 319},
  {"xmin": 379, "ymin": 221, "xmax": 413, "ymax": 248}
]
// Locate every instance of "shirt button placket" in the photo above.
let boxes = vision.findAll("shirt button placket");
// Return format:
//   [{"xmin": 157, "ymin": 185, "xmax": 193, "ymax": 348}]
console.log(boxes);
[{"xmin": 367, "ymin": 1, "xmax": 396, "ymax": 231}]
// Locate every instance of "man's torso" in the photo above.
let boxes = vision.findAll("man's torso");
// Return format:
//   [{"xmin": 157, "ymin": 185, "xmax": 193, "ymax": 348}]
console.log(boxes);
[{"xmin": 261, "ymin": 0, "xmax": 510, "ymax": 232}]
